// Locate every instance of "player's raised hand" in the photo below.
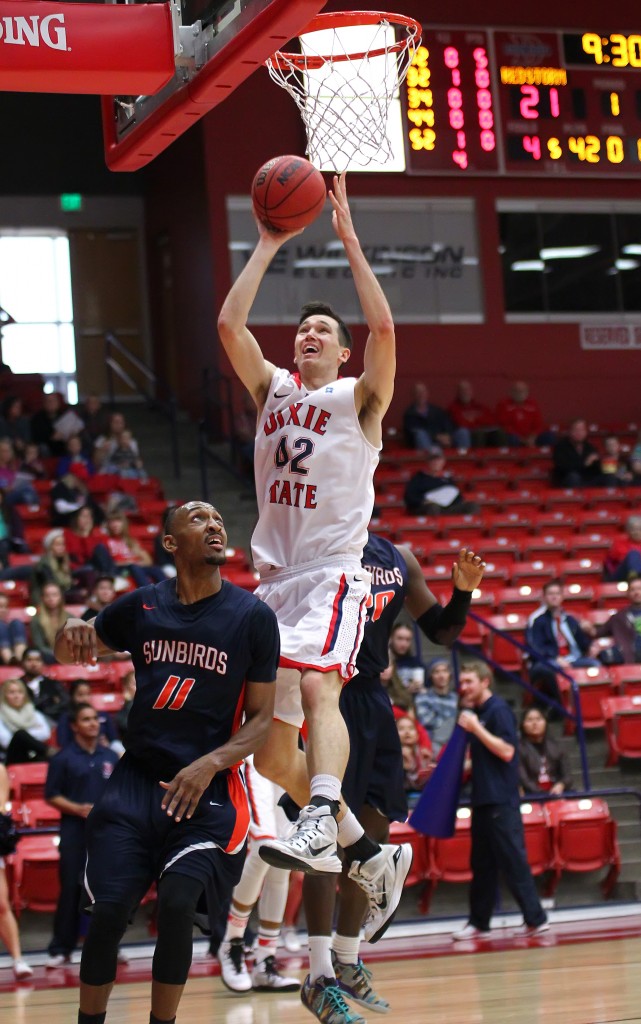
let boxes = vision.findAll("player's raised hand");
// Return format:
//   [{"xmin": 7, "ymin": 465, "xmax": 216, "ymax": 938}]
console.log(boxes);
[
  {"xmin": 328, "ymin": 173, "xmax": 356, "ymax": 243},
  {"xmin": 56, "ymin": 618, "xmax": 98, "ymax": 666},
  {"xmin": 451, "ymin": 548, "xmax": 486, "ymax": 592},
  {"xmin": 159, "ymin": 755, "xmax": 218, "ymax": 823},
  {"xmin": 252, "ymin": 208, "xmax": 303, "ymax": 247}
]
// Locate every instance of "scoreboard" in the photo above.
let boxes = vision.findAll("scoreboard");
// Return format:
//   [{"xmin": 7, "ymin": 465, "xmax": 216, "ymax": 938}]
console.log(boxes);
[{"xmin": 403, "ymin": 25, "xmax": 641, "ymax": 176}]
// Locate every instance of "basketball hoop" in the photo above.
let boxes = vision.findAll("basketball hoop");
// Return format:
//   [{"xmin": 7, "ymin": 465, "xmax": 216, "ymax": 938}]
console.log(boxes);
[{"xmin": 266, "ymin": 11, "xmax": 421, "ymax": 172}]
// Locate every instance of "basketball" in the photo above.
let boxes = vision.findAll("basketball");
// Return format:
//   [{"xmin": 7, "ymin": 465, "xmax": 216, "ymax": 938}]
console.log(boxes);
[{"xmin": 251, "ymin": 155, "xmax": 326, "ymax": 232}]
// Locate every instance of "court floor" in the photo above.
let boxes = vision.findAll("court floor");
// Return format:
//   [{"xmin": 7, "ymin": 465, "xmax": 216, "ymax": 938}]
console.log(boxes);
[{"xmin": 2, "ymin": 926, "xmax": 641, "ymax": 1024}]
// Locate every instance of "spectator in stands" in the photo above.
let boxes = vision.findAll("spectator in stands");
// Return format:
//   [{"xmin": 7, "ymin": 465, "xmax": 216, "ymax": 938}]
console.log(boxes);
[
  {"xmin": 0, "ymin": 439, "xmax": 37, "ymax": 506},
  {"xmin": 115, "ymin": 669, "xmax": 136, "ymax": 743},
  {"xmin": 78, "ymin": 394, "xmax": 108, "ymax": 453},
  {"xmin": 495, "ymin": 380, "xmax": 550, "ymax": 447},
  {"xmin": 448, "ymin": 379, "xmax": 498, "ymax": 448},
  {"xmin": 526, "ymin": 580, "xmax": 600, "ymax": 710},
  {"xmin": 604, "ymin": 515, "xmax": 641, "ymax": 582},
  {"xmin": 583, "ymin": 577, "xmax": 641, "ymax": 664},
  {"xmin": 50, "ymin": 471, "xmax": 95, "ymax": 528},
  {"xmin": 45, "ymin": 702, "xmax": 120, "ymax": 969},
  {"xmin": 0, "ymin": 677, "xmax": 51, "ymax": 763},
  {"xmin": 102, "ymin": 511, "xmax": 165, "ymax": 587},
  {"xmin": 389, "ymin": 621, "xmax": 424, "ymax": 689},
  {"xmin": 0, "ymin": 761, "xmax": 33, "ymax": 979},
  {"xmin": 21, "ymin": 647, "xmax": 69, "ymax": 722},
  {"xmin": 101, "ymin": 429, "xmax": 147, "ymax": 481},
  {"xmin": 0, "ymin": 396, "xmax": 30, "ymax": 455},
  {"xmin": 0, "ymin": 593, "xmax": 27, "ymax": 665},
  {"xmin": 64, "ymin": 505, "xmax": 113, "ymax": 586},
  {"xmin": 56, "ymin": 435, "xmax": 95, "ymax": 482},
  {"xmin": 18, "ymin": 441, "xmax": 48, "ymax": 482},
  {"xmin": 94, "ymin": 411, "xmax": 140, "ymax": 470},
  {"xmin": 518, "ymin": 708, "xmax": 572, "ymax": 795},
  {"xmin": 598, "ymin": 435, "xmax": 633, "ymax": 485},
  {"xmin": 404, "ymin": 451, "xmax": 480, "ymax": 515},
  {"xmin": 452, "ymin": 660, "xmax": 548, "ymax": 940},
  {"xmin": 56, "ymin": 680, "xmax": 123, "ymax": 755},
  {"xmin": 397, "ymin": 713, "xmax": 432, "ymax": 793},
  {"xmin": 30, "ymin": 391, "xmax": 67, "ymax": 457},
  {"xmin": 551, "ymin": 418, "xmax": 601, "ymax": 487},
  {"xmin": 379, "ymin": 659, "xmax": 416, "ymax": 714},
  {"xmin": 403, "ymin": 381, "xmax": 468, "ymax": 451},
  {"xmin": 0, "ymin": 488, "xmax": 26, "ymax": 569},
  {"xmin": 29, "ymin": 582, "xmax": 69, "ymax": 664},
  {"xmin": 81, "ymin": 574, "xmax": 117, "ymax": 622},
  {"xmin": 414, "ymin": 657, "xmax": 459, "ymax": 755},
  {"xmin": 31, "ymin": 529, "xmax": 73, "ymax": 603}
]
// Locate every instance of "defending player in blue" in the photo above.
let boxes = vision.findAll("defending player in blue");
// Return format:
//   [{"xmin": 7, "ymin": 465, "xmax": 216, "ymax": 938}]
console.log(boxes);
[{"xmin": 53, "ymin": 501, "xmax": 280, "ymax": 1024}]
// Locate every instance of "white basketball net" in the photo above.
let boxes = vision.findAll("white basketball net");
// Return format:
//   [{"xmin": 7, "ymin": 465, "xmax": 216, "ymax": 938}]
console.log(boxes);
[{"xmin": 266, "ymin": 16, "xmax": 420, "ymax": 172}]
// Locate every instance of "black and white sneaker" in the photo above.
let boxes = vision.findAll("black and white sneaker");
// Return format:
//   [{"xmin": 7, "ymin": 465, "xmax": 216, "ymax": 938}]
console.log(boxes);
[
  {"xmin": 259, "ymin": 805, "xmax": 342, "ymax": 874},
  {"xmin": 218, "ymin": 938, "xmax": 252, "ymax": 992},
  {"xmin": 348, "ymin": 843, "xmax": 413, "ymax": 943},
  {"xmin": 252, "ymin": 955, "xmax": 301, "ymax": 991}
]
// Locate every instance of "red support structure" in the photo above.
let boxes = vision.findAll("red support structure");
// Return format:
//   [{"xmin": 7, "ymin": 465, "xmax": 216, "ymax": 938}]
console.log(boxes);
[{"xmin": 0, "ymin": 1, "xmax": 175, "ymax": 95}]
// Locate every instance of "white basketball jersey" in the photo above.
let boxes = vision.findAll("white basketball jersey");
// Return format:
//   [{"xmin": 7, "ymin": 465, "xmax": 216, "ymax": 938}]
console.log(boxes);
[{"xmin": 252, "ymin": 368, "xmax": 380, "ymax": 575}]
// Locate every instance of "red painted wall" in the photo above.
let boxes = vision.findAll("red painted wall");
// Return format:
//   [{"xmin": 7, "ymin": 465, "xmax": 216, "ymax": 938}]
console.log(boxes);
[{"xmin": 145, "ymin": 0, "xmax": 641, "ymax": 430}]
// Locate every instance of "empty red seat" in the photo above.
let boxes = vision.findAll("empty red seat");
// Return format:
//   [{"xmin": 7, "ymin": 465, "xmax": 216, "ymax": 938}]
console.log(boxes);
[
  {"xmin": 520, "ymin": 801, "xmax": 554, "ymax": 875},
  {"xmin": 7, "ymin": 762, "xmax": 48, "ymax": 802},
  {"xmin": 422, "ymin": 808, "xmax": 472, "ymax": 912},
  {"xmin": 18, "ymin": 798, "xmax": 61, "ymax": 829},
  {"xmin": 484, "ymin": 614, "xmax": 528, "ymax": 673},
  {"xmin": 567, "ymin": 669, "xmax": 615, "ymax": 730},
  {"xmin": 545, "ymin": 797, "xmax": 620, "ymax": 896},
  {"xmin": 496, "ymin": 587, "xmax": 542, "ymax": 616},
  {"xmin": 609, "ymin": 665, "xmax": 641, "ymax": 696},
  {"xmin": 593, "ymin": 582, "xmax": 632, "ymax": 609},
  {"xmin": 510, "ymin": 561, "xmax": 560, "ymax": 588},
  {"xmin": 602, "ymin": 695, "xmax": 641, "ymax": 764},
  {"xmin": 559, "ymin": 559, "xmax": 603, "ymax": 586},
  {"xmin": 10, "ymin": 834, "xmax": 61, "ymax": 916}
]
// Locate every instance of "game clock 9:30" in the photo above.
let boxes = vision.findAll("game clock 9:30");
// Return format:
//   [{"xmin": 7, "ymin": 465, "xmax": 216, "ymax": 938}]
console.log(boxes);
[{"xmin": 564, "ymin": 32, "xmax": 641, "ymax": 68}]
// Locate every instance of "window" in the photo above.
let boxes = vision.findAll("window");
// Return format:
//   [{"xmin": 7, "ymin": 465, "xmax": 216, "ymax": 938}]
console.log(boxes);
[
  {"xmin": 499, "ymin": 205, "xmax": 641, "ymax": 318},
  {"xmin": 0, "ymin": 232, "xmax": 76, "ymax": 401}
]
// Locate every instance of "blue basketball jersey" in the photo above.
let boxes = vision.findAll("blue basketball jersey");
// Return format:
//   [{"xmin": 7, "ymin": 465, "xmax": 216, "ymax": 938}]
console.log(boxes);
[
  {"xmin": 356, "ymin": 533, "xmax": 409, "ymax": 681},
  {"xmin": 95, "ymin": 578, "xmax": 280, "ymax": 778}
]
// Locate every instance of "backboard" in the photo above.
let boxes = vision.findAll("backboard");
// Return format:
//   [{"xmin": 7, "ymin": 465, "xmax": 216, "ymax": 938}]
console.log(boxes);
[{"xmin": 102, "ymin": 0, "xmax": 327, "ymax": 172}]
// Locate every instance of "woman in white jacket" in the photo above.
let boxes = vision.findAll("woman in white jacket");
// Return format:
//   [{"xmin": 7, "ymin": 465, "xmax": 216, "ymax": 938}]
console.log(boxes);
[{"xmin": 0, "ymin": 678, "xmax": 51, "ymax": 763}]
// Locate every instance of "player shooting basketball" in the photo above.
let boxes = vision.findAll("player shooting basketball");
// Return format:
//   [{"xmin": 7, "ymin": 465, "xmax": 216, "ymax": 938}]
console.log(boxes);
[{"xmin": 218, "ymin": 171, "xmax": 411, "ymax": 1017}]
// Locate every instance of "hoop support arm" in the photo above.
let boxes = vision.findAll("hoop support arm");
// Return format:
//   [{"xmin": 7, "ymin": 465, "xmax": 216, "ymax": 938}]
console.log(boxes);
[
  {"xmin": 0, "ymin": 1, "xmax": 176, "ymax": 95},
  {"xmin": 102, "ymin": 0, "xmax": 326, "ymax": 173}
]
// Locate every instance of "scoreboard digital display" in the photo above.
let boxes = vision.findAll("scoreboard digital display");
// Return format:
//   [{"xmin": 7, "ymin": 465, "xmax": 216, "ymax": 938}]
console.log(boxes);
[{"xmin": 403, "ymin": 26, "xmax": 641, "ymax": 176}]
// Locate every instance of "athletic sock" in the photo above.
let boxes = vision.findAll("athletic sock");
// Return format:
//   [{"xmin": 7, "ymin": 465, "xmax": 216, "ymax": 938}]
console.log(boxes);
[
  {"xmin": 310, "ymin": 774, "xmax": 341, "ymax": 807},
  {"xmin": 332, "ymin": 933, "xmax": 361, "ymax": 965},
  {"xmin": 254, "ymin": 924, "xmax": 279, "ymax": 965},
  {"xmin": 223, "ymin": 906, "xmax": 251, "ymax": 942},
  {"xmin": 308, "ymin": 935, "xmax": 334, "ymax": 983},
  {"xmin": 336, "ymin": 809, "xmax": 365, "ymax": 848},
  {"xmin": 78, "ymin": 1013, "xmax": 106, "ymax": 1024},
  {"xmin": 342, "ymin": 833, "xmax": 381, "ymax": 865}
]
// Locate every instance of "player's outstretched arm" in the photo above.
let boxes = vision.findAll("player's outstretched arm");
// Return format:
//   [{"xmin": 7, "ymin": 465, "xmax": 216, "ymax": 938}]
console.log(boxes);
[
  {"xmin": 328, "ymin": 174, "xmax": 396, "ymax": 427},
  {"xmin": 159, "ymin": 679, "xmax": 275, "ymax": 822},
  {"xmin": 217, "ymin": 216, "xmax": 302, "ymax": 409},
  {"xmin": 54, "ymin": 617, "xmax": 114, "ymax": 666},
  {"xmin": 400, "ymin": 544, "xmax": 486, "ymax": 648}
]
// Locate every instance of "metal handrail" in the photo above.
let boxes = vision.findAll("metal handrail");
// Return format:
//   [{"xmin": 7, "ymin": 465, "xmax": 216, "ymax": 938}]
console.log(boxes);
[{"xmin": 103, "ymin": 330, "xmax": 180, "ymax": 479}]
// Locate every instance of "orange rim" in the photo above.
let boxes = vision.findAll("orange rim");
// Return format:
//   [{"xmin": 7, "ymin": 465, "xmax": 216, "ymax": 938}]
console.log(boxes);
[{"xmin": 269, "ymin": 10, "xmax": 422, "ymax": 70}]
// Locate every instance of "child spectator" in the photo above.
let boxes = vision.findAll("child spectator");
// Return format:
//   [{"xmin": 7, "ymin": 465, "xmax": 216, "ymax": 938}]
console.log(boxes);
[
  {"xmin": 0, "ymin": 593, "xmax": 28, "ymax": 664},
  {"xmin": 604, "ymin": 515, "xmax": 641, "ymax": 582},
  {"xmin": 598, "ymin": 435, "xmax": 632, "ymax": 485},
  {"xmin": 56, "ymin": 435, "xmax": 95, "ymax": 482},
  {"xmin": 397, "ymin": 714, "xmax": 433, "ymax": 793},
  {"xmin": 414, "ymin": 658, "xmax": 459, "ymax": 755},
  {"xmin": 101, "ymin": 428, "xmax": 147, "ymax": 480}
]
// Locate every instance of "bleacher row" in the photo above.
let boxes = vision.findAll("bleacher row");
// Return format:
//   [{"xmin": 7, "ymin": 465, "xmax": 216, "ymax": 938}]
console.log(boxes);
[{"xmin": 391, "ymin": 796, "xmax": 621, "ymax": 913}]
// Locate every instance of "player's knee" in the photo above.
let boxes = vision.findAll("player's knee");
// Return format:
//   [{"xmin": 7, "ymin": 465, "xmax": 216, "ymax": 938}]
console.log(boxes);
[
  {"xmin": 153, "ymin": 875, "xmax": 202, "ymax": 986},
  {"xmin": 300, "ymin": 671, "xmax": 341, "ymax": 718},
  {"xmin": 156, "ymin": 874, "xmax": 201, "ymax": 927},
  {"xmin": 79, "ymin": 902, "xmax": 130, "ymax": 987}
]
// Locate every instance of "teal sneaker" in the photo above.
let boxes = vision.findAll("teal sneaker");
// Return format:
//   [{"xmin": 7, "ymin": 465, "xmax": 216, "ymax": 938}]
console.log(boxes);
[{"xmin": 301, "ymin": 974, "xmax": 366, "ymax": 1024}]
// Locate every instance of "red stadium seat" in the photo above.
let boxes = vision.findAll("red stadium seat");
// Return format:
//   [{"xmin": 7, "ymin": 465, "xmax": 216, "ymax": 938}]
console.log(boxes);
[
  {"xmin": 496, "ymin": 587, "xmax": 541, "ymax": 616},
  {"xmin": 609, "ymin": 665, "xmax": 641, "ymax": 696},
  {"xmin": 7, "ymin": 762, "xmax": 49, "ymax": 802},
  {"xmin": 484, "ymin": 614, "xmax": 528, "ymax": 674},
  {"xmin": 388, "ymin": 821, "xmax": 430, "ymax": 889},
  {"xmin": 568, "ymin": 533, "xmax": 614, "ymax": 559},
  {"xmin": 520, "ymin": 801, "xmax": 554, "ymax": 876},
  {"xmin": 545, "ymin": 798, "xmax": 620, "ymax": 897},
  {"xmin": 422, "ymin": 807, "xmax": 472, "ymax": 913},
  {"xmin": 17, "ymin": 798, "xmax": 61, "ymax": 829},
  {"xmin": 10, "ymin": 834, "xmax": 61, "ymax": 916},
  {"xmin": 522, "ymin": 538, "xmax": 568, "ymax": 561},
  {"xmin": 567, "ymin": 669, "xmax": 615, "ymax": 730},
  {"xmin": 559, "ymin": 559, "xmax": 603, "ymax": 586},
  {"xmin": 593, "ymin": 583, "xmax": 632, "ymax": 610},
  {"xmin": 510, "ymin": 561, "xmax": 560, "ymax": 588}
]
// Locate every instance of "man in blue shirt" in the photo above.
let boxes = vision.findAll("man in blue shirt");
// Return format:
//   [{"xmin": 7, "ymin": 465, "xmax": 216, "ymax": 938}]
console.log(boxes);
[
  {"xmin": 453, "ymin": 660, "xmax": 548, "ymax": 940},
  {"xmin": 53, "ymin": 501, "xmax": 280, "ymax": 1024},
  {"xmin": 45, "ymin": 703, "xmax": 119, "ymax": 967}
]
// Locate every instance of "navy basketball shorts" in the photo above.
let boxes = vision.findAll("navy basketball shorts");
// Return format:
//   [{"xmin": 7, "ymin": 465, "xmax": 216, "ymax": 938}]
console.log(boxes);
[
  {"xmin": 84, "ymin": 753, "xmax": 247, "ymax": 911},
  {"xmin": 339, "ymin": 675, "xmax": 407, "ymax": 823}
]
